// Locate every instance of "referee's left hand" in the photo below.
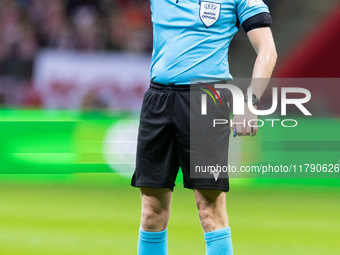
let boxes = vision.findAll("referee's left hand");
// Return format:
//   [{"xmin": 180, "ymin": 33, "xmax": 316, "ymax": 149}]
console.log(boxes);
[{"xmin": 232, "ymin": 102, "xmax": 258, "ymax": 137}]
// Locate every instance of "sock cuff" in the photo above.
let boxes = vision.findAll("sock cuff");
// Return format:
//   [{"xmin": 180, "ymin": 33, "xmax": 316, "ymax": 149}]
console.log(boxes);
[
  {"xmin": 204, "ymin": 227, "xmax": 231, "ymax": 243},
  {"xmin": 139, "ymin": 228, "xmax": 167, "ymax": 243}
]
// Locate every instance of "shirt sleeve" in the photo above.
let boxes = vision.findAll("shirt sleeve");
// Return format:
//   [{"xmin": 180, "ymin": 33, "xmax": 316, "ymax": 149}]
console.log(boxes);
[{"xmin": 236, "ymin": 0, "xmax": 270, "ymax": 25}]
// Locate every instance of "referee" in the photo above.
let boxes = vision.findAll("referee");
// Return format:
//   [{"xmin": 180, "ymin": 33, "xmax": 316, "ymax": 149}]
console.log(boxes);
[{"xmin": 131, "ymin": 0, "xmax": 277, "ymax": 254}]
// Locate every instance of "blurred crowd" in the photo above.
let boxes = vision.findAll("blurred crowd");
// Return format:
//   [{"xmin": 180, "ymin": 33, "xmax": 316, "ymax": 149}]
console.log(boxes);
[
  {"xmin": 0, "ymin": 0, "xmax": 152, "ymax": 79},
  {"xmin": 0, "ymin": 0, "xmax": 277, "ymax": 81},
  {"xmin": 0, "ymin": 0, "xmax": 277, "ymax": 108}
]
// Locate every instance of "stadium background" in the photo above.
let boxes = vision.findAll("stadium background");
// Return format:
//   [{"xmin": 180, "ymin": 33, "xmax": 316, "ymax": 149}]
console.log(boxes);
[{"xmin": 0, "ymin": 0, "xmax": 339, "ymax": 254}]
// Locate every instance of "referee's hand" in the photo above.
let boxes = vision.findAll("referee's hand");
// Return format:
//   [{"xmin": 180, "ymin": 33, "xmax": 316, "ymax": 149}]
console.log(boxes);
[{"xmin": 232, "ymin": 102, "xmax": 258, "ymax": 137}]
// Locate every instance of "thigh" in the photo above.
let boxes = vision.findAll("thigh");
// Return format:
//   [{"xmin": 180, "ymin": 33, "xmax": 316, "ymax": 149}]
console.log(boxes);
[
  {"xmin": 194, "ymin": 189, "xmax": 226, "ymax": 209},
  {"xmin": 141, "ymin": 187, "xmax": 173, "ymax": 212}
]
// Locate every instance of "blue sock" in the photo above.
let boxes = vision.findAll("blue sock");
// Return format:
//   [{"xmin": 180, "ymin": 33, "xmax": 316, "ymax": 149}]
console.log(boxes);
[
  {"xmin": 138, "ymin": 228, "xmax": 168, "ymax": 255},
  {"xmin": 204, "ymin": 227, "xmax": 233, "ymax": 255}
]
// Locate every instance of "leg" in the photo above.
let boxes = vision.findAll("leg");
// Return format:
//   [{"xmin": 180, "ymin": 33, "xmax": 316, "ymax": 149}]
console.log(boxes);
[
  {"xmin": 195, "ymin": 189, "xmax": 233, "ymax": 255},
  {"xmin": 138, "ymin": 187, "xmax": 172, "ymax": 255},
  {"xmin": 132, "ymin": 86, "xmax": 181, "ymax": 254}
]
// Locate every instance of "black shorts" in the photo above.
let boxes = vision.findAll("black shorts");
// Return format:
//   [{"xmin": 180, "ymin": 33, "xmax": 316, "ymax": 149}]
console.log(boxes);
[{"xmin": 131, "ymin": 81, "xmax": 231, "ymax": 191}]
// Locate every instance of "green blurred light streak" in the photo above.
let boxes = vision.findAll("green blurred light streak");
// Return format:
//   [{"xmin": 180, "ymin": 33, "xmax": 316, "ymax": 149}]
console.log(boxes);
[{"xmin": 0, "ymin": 110, "xmax": 339, "ymax": 176}]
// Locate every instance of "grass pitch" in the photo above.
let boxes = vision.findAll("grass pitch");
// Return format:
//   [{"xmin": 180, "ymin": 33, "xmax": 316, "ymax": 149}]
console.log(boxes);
[{"xmin": 0, "ymin": 177, "xmax": 339, "ymax": 255}]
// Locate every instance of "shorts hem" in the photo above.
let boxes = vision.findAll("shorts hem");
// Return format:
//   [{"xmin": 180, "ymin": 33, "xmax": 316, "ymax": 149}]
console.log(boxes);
[
  {"xmin": 183, "ymin": 183, "xmax": 229, "ymax": 192},
  {"xmin": 131, "ymin": 182, "xmax": 175, "ymax": 191}
]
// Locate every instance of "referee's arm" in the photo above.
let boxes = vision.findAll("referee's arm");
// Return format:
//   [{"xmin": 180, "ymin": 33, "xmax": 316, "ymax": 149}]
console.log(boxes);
[
  {"xmin": 233, "ymin": 27, "xmax": 277, "ymax": 136},
  {"xmin": 247, "ymin": 27, "xmax": 277, "ymax": 98}
]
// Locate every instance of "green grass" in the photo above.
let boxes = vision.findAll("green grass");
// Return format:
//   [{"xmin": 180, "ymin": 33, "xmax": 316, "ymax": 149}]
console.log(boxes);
[{"xmin": 0, "ymin": 178, "xmax": 339, "ymax": 255}]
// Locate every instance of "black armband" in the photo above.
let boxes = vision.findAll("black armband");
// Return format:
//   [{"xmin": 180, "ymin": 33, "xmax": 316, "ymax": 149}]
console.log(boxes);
[{"xmin": 242, "ymin": 12, "xmax": 272, "ymax": 33}]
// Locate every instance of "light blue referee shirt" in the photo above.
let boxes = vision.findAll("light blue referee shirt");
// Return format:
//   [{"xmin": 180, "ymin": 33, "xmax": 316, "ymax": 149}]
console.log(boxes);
[{"xmin": 150, "ymin": 0, "xmax": 270, "ymax": 85}]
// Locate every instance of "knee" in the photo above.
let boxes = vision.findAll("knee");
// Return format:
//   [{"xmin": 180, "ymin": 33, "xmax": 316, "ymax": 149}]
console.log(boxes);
[
  {"xmin": 198, "ymin": 205, "xmax": 228, "ymax": 232},
  {"xmin": 198, "ymin": 207, "xmax": 215, "ymax": 232},
  {"xmin": 141, "ymin": 207, "xmax": 169, "ymax": 232}
]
